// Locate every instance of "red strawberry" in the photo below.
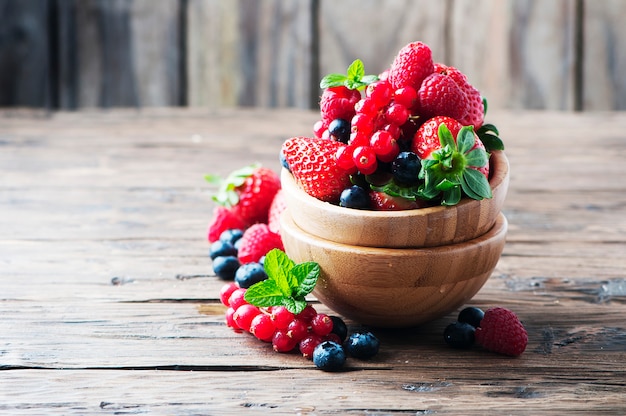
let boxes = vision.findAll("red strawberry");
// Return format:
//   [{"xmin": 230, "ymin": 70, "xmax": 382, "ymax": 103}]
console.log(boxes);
[
  {"xmin": 207, "ymin": 206, "xmax": 247, "ymax": 243},
  {"xmin": 412, "ymin": 116, "xmax": 492, "ymax": 205},
  {"xmin": 267, "ymin": 189, "xmax": 287, "ymax": 235},
  {"xmin": 388, "ymin": 41, "xmax": 434, "ymax": 92},
  {"xmin": 475, "ymin": 307, "xmax": 528, "ymax": 356},
  {"xmin": 320, "ymin": 86, "xmax": 361, "ymax": 127},
  {"xmin": 209, "ymin": 165, "xmax": 281, "ymax": 227},
  {"xmin": 418, "ymin": 72, "xmax": 468, "ymax": 121},
  {"xmin": 369, "ymin": 191, "xmax": 426, "ymax": 211},
  {"xmin": 434, "ymin": 63, "xmax": 484, "ymax": 130},
  {"xmin": 237, "ymin": 223, "xmax": 284, "ymax": 264},
  {"xmin": 281, "ymin": 137, "xmax": 352, "ymax": 203}
]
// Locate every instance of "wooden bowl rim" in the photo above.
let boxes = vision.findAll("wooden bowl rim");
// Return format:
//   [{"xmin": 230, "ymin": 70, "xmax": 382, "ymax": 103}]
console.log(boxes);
[{"xmin": 281, "ymin": 150, "xmax": 509, "ymax": 219}]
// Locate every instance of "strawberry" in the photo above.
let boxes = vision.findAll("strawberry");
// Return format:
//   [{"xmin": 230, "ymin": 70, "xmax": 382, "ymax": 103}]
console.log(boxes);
[
  {"xmin": 412, "ymin": 116, "xmax": 492, "ymax": 205},
  {"xmin": 418, "ymin": 72, "xmax": 468, "ymax": 121},
  {"xmin": 237, "ymin": 223, "xmax": 284, "ymax": 264},
  {"xmin": 281, "ymin": 137, "xmax": 352, "ymax": 203},
  {"xmin": 434, "ymin": 63, "xmax": 484, "ymax": 130},
  {"xmin": 475, "ymin": 307, "xmax": 528, "ymax": 356},
  {"xmin": 388, "ymin": 41, "xmax": 434, "ymax": 92},
  {"xmin": 267, "ymin": 189, "xmax": 287, "ymax": 235},
  {"xmin": 320, "ymin": 86, "xmax": 361, "ymax": 127},
  {"xmin": 207, "ymin": 165, "xmax": 281, "ymax": 227},
  {"xmin": 207, "ymin": 206, "xmax": 247, "ymax": 243},
  {"xmin": 369, "ymin": 191, "xmax": 425, "ymax": 211}
]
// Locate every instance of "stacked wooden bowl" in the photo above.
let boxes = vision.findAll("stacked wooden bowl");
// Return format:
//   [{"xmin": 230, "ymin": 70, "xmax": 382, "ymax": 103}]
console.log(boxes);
[{"xmin": 280, "ymin": 151, "xmax": 510, "ymax": 328}]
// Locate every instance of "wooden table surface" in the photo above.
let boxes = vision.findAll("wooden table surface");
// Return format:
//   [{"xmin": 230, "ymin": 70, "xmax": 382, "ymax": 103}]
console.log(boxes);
[{"xmin": 1, "ymin": 108, "xmax": 625, "ymax": 415}]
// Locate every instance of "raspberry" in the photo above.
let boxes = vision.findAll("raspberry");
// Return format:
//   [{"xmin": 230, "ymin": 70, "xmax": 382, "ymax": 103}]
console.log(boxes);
[
  {"xmin": 207, "ymin": 206, "xmax": 246, "ymax": 243},
  {"xmin": 388, "ymin": 41, "xmax": 434, "ymax": 92},
  {"xmin": 237, "ymin": 223, "xmax": 283, "ymax": 264},
  {"xmin": 320, "ymin": 86, "xmax": 361, "ymax": 126},
  {"xmin": 475, "ymin": 307, "xmax": 528, "ymax": 356},
  {"xmin": 418, "ymin": 72, "xmax": 468, "ymax": 120}
]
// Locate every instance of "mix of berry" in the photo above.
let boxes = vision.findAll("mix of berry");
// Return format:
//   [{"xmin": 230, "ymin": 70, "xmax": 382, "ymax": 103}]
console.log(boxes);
[
  {"xmin": 281, "ymin": 40, "xmax": 504, "ymax": 210},
  {"xmin": 444, "ymin": 306, "xmax": 528, "ymax": 356}
]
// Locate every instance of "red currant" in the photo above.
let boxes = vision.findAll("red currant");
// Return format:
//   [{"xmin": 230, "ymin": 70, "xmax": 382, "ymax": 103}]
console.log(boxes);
[
  {"xmin": 286, "ymin": 318, "xmax": 309, "ymax": 342},
  {"xmin": 272, "ymin": 329, "xmax": 298, "ymax": 353},
  {"xmin": 299, "ymin": 334, "xmax": 324, "ymax": 359},
  {"xmin": 250, "ymin": 313, "xmax": 276, "ymax": 342},
  {"xmin": 220, "ymin": 282, "xmax": 238, "ymax": 307},
  {"xmin": 370, "ymin": 130, "xmax": 400, "ymax": 163},
  {"xmin": 335, "ymin": 145, "xmax": 357, "ymax": 173},
  {"xmin": 271, "ymin": 306, "xmax": 295, "ymax": 330},
  {"xmin": 311, "ymin": 313, "xmax": 334, "ymax": 337},
  {"xmin": 382, "ymin": 123, "xmax": 401, "ymax": 140},
  {"xmin": 351, "ymin": 113, "xmax": 374, "ymax": 136},
  {"xmin": 233, "ymin": 304, "xmax": 261, "ymax": 332},
  {"xmin": 354, "ymin": 97, "xmax": 379, "ymax": 116},
  {"xmin": 393, "ymin": 86, "xmax": 418, "ymax": 109},
  {"xmin": 352, "ymin": 146, "xmax": 378, "ymax": 175},
  {"xmin": 297, "ymin": 304, "xmax": 318, "ymax": 323},
  {"xmin": 225, "ymin": 307, "xmax": 240, "ymax": 331},
  {"xmin": 228, "ymin": 288, "xmax": 248, "ymax": 310},
  {"xmin": 366, "ymin": 80, "xmax": 393, "ymax": 108},
  {"xmin": 313, "ymin": 120, "xmax": 326, "ymax": 138},
  {"xmin": 385, "ymin": 103, "xmax": 409, "ymax": 126}
]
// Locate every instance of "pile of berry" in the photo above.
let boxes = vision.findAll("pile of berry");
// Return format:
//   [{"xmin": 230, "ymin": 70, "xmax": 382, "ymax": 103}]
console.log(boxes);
[
  {"xmin": 281, "ymin": 41, "xmax": 503, "ymax": 210},
  {"xmin": 444, "ymin": 306, "xmax": 528, "ymax": 356}
]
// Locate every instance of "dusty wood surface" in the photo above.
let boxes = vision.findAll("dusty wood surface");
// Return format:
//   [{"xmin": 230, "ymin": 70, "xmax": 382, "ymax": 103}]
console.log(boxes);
[{"xmin": 1, "ymin": 108, "xmax": 626, "ymax": 414}]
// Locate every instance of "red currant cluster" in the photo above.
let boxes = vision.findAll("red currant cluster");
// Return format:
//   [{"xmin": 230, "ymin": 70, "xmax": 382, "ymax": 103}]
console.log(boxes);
[
  {"xmin": 220, "ymin": 282, "xmax": 344, "ymax": 358},
  {"xmin": 315, "ymin": 79, "xmax": 418, "ymax": 176}
]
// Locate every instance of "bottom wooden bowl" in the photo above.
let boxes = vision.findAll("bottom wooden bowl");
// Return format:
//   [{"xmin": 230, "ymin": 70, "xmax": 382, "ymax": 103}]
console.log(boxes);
[{"xmin": 280, "ymin": 211, "xmax": 508, "ymax": 328}]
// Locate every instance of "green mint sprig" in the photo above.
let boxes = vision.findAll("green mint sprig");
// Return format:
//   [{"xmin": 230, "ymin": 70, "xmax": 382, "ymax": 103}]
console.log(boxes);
[
  {"xmin": 244, "ymin": 249, "xmax": 320, "ymax": 314},
  {"xmin": 204, "ymin": 163, "xmax": 259, "ymax": 208},
  {"xmin": 320, "ymin": 59, "xmax": 378, "ymax": 91}
]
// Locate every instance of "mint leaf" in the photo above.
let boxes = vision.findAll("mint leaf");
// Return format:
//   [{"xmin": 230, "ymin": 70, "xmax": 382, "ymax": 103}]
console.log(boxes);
[
  {"xmin": 291, "ymin": 262, "xmax": 319, "ymax": 298},
  {"xmin": 263, "ymin": 249, "xmax": 296, "ymax": 297},
  {"xmin": 347, "ymin": 59, "xmax": 365, "ymax": 80},
  {"xmin": 361, "ymin": 74, "xmax": 379, "ymax": 85},
  {"xmin": 244, "ymin": 279, "xmax": 285, "ymax": 307},
  {"xmin": 281, "ymin": 297, "xmax": 307, "ymax": 315},
  {"xmin": 320, "ymin": 73, "xmax": 348, "ymax": 89}
]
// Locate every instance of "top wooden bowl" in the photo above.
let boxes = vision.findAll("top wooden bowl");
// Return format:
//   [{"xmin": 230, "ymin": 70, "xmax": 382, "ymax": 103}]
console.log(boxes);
[{"xmin": 281, "ymin": 150, "xmax": 509, "ymax": 248}]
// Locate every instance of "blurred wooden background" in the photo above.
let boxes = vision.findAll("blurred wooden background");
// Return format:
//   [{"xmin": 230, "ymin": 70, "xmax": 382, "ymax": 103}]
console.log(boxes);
[{"xmin": 0, "ymin": 0, "xmax": 624, "ymax": 111}]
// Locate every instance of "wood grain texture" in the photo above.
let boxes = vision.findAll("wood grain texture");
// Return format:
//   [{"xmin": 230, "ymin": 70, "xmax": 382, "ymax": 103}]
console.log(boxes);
[{"xmin": 0, "ymin": 109, "xmax": 626, "ymax": 414}]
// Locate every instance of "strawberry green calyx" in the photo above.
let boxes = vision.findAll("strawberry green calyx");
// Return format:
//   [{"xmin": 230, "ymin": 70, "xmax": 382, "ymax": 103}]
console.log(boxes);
[
  {"xmin": 320, "ymin": 59, "xmax": 378, "ymax": 91},
  {"xmin": 420, "ymin": 125, "xmax": 492, "ymax": 206},
  {"xmin": 205, "ymin": 163, "xmax": 259, "ymax": 207}
]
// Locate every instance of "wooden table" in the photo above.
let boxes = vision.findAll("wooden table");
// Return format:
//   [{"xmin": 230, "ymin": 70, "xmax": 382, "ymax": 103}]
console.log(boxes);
[{"xmin": 1, "ymin": 108, "xmax": 625, "ymax": 414}]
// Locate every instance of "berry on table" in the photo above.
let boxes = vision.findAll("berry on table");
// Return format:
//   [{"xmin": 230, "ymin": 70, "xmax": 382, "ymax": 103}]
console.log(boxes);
[
  {"xmin": 458, "ymin": 306, "xmax": 485, "ymax": 328},
  {"xmin": 212, "ymin": 256, "xmax": 240, "ymax": 280},
  {"xmin": 299, "ymin": 334, "xmax": 324, "ymax": 359},
  {"xmin": 219, "ymin": 282, "xmax": 239, "ymax": 307},
  {"xmin": 237, "ymin": 223, "xmax": 284, "ymax": 264},
  {"xmin": 311, "ymin": 313, "xmax": 334, "ymax": 337},
  {"xmin": 313, "ymin": 341, "xmax": 346, "ymax": 371},
  {"xmin": 219, "ymin": 228, "xmax": 244, "ymax": 245},
  {"xmin": 475, "ymin": 307, "xmax": 528, "ymax": 357},
  {"xmin": 209, "ymin": 240, "xmax": 237, "ymax": 260},
  {"xmin": 344, "ymin": 331, "xmax": 380, "ymax": 359},
  {"xmin": 234, "ymin": 262, "xmax": 268, "ymax": 289},
  {"xmin": 329, "ymin": 316, "xmax": 348, "ymax": 342},
  {"xmin": 207, "ymin": 206, "xmax": 246, "ymax": 243},
  {"xmin": 233, "ymin": 304, "xmax": 261, "ymax": 332},
  {"xmin": 443, "ymin": 321, "xmax": 476, "ymax": 349},
  {"xmin": 250, "ymin": 313, "xmax": 276, "ymax": 342},
  {"xmin": 271, "ymin": 306, "xmax": 296, "ymax": 330},
  {"xmin": 272, "ymin": 329, "xmax": 298, "ymax": 353},
  {"xmin": 227, "ymin": 288, "xmax": 248, "ymax": 310}
]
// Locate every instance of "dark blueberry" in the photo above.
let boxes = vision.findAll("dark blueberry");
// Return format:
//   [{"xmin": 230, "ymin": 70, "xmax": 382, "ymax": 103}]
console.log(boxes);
[
  {"xmin": 328, "ymin": 119, "xmax": 351, "ymax": 144},
  {"xmin": 212, "ymin": 256, "xmax": 240, "ymax": 280},
  {"xmin": 219, "ymin": 228, "xmax": 244, "ymax": 245},
  {"xmin": 234, "ymin": 262, "xmax": 268, "ymax": 289},
  {"xmin": 344, "ymin": 331, "xmax": 380, "ymax": 359},
  {"xmin": 340, "ymin": 185, "xmax": 370, "ymax": 210},
  {"xmin": 392, "ymin": 151, "xmax": 421, "ymax": 185},
  {"xmin": 234, "ymin": 237, "xmax": 244, "ymax": 252},
  {"xmin": 280, "ymin": 149, "xmax": 290, "ymax": 171},
  {"xmin": 313, "ymin": 341, "xmax": 346, "ymax": 371},
  {"xmin": 330, "ymin": 316, "xmax": 348, "ymax": 342},
  {"xmin": 209, "ymin": 240, "xmax": 237, "ymax": 260},
  {"xmin": 458, "ymin": 306, "xmax": 485, "ymax": 328},
  {"xmin": 443, "ymin": 322, "xmax": 476, "ymax": 349}
]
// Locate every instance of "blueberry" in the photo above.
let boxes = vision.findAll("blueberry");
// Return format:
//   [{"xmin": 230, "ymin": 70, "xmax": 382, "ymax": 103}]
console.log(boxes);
[
  {"xmin": 443, "ymin": 322, "xmax": 476, "ymax": 349},
  {"xmin": 209, "ymin": 240, "xmax": 237, "ymax": 260},
  {"xmin": 392, "ymin": 151, "xmax": 421, "ymax": 185},
  {"xmin": 313, "ymin": 341, "xmax": 346, "ymax": 371},
  {"xmin": 280, "ymin": 150, "xmax": 290, "ymax": 171},
  {"xmin": 219, "ymin": 229, "xmax": 244, "ymax": 245},
  {"xmin": 344, "ymin": 331, "xmax": 380, "ymax": 359},
  {"xmin": 339, "ymin": 185, "xmax": 370, "ymax": 210},
  {"xmin": 212, "ymin": 256, "xmax": 240, "ymax": 280},
  {"xmin": 234, "ymin": 262, "xmax": 268, "ymax": 289},
  {"xmin": 328, "ymin": 119, "xmax": 351, "ymax": 144},
  {"xmin": 458, "ymin": 306, "xmax": 485, "ymax": 328},
  {"xmin": 330, "ymin": 316, "xmax": 348, "ymax": 342}
]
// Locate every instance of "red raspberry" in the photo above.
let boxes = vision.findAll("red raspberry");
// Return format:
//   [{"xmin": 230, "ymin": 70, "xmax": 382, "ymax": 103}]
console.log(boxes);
[
  {"xmin": 267, "ymin": 189, "xmax": 287, "ymax": 235},
  {"xmin": 475, "ymin": 307, "xmax": 528, "ymax": 356},
  {"xmin": 388, "ymin": 41, "xmax": 434, "ymax": 92},
  {"xmin": 207, "ymin": 206, "xmax": 246, "ymax": 243},
  {"xmin": 418, "ymin": 72, "xmax": 468, "ymax": 121},
  {"xmin": 237, "ymin": 223, "xmax": 284, "ymax": 264},
  {"xmin": 320, "ymin": 86, "xmax": 361, "ymax": 127}
]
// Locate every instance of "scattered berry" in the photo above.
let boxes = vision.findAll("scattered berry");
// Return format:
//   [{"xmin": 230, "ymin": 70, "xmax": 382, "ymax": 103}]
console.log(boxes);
[
  {"xmin": 219, "ymin": 282, "xmax": 239, "ymax": 306},
  {"xmin": 250, "ymin": 313, "xmax": 276, "ymax": 342},
  {"xmin": 475, "ymin": 307, "xmax": 528, "ymax": 357},
  {"xmin": 271, "ymin": 306, "xmax": 296, "ymax": 330},
  {"xmin": 209, "ymin": 240, "xmax": 237, "ymax": 260},
  {"xmin": 443, "ymin": 321, "xmax": 476, "ymax": 349},
  {"xmin": 272, "ymin": 329, "xmax": 298, "ymax": 353},
  {"xmin": 207, "ymin": 206, "xmax": 246, "ymax": 243},
  {"xmin": 299, "ymin": 334, "xmax": 324, "ymax": 359},
  {"xmin": 219, "ymin": 228, "xmax": 244, "ymax": 245},
  {"xmin": 267, "ymin": 189, "xmax": 287, "ymax": 235},
  {"xmin": 212, "ymin": 256, "xmax": 241, "ymax": 280},
  {"xmin": 227, "ymin": 288, "xmax": 248, "ymax": 311},
  {"xmin": 234, "ymin": 262, "xmax": 268, "ymax": 289},
  {"xmin": 458, "ymin": 306, "xmax": 485, "ymax": 328},
  {"xmin": 233, "ymin": 304, "xmax": 261, "ymax": 332},
  {"xmin": 344, "ymin": 331, "xmax": 380, "ymax": 359},
  {"xmin": 329, "ymin": 316, "xmax": 348, "ymax": 342},
  {"xmin": 311, "ymin": 313, "xmax": 334, "ymax": 337},
  {"xmin": 237, "ymin": 223, "xmax": 284, "ymax": 264},
  {"xmin": 313, "ymin": 341, "xmax": 346, "ymax": 371}
]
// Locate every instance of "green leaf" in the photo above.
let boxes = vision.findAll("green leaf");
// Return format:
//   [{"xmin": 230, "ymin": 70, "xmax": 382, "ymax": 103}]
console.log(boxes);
[
  {"xmin": 204, "ymin": 174, "xmax": 222, "ymax": 185},
  {"xmin": 478, "ymin": 123, "xmax": 499, "ymax": 136},
  {"xmin": 263, "ymin": 249, "xmax": 296, "ymax": 297},
  {"xmin": 457, "ymin": 126, "xmax": 476, "ymax": 154},
  {"xmin": 465, "ymin": 148, "xmax": 489, "ymax": 168},
  {"xmin": 479, "ymin": 133, "xmax": 505, "ymax": 152},
  {"xmin": 438, "ymin": 124, "xmax": 456, "ymax": 150},
  {"xmin": 436, "ymin": 177, "xmax": 460, "ymax": 191},
  {"xmin": 244, "ymin": 280, "xmax": 285, "ymax": 307},
  {"xmin": 347, "ymin": 59, "xmax": 365, "ymax": 80},
  {"xmin": 320, "ymin": 73, "xmax": 348, "ymax": 89},
  {"xmin": 281, "ymin": 297, "xmax": 307, "ymax": 315},
  {"xmin": 291, "ymin": 262, "xmax": 319, "ymax": 298},
  {"xmin": 483, "ymin": 97, "xmax": 488, "ymax": 116},
  {"xmin": 462, "ymin": 168, "xmax": 492, "ymax": 199},
  {"xmin": 361, "ymin": 74, "xmax": 379, "ymax": 85},
  {"xmin": 441, "ymin": 186, "xmax": 461, "ymax": 206}
]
